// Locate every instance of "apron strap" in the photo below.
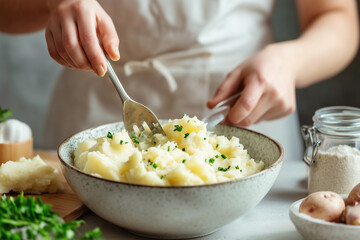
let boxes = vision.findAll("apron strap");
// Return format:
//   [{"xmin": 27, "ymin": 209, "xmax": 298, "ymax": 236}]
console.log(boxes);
[
  {"xmin": 123, "ymin": 50, "xmax": 212, "ymax": 93},
  {"xmin": 124, "ymin": 59, "xmax": 178, "ymax": 92}
]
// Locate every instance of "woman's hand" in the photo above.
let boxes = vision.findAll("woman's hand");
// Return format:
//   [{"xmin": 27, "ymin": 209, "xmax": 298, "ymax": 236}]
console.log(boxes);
[
  {"xmin": 207, "ymin": 43, "xmax": 297, "ymax": 127},
  {"xmin": 45, "ymin": 0, "xmax": 120, "ymax": 76}
]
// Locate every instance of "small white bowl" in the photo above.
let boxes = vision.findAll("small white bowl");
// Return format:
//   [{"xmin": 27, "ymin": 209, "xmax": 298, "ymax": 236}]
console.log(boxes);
[{"xmin": 289, "ymin": 196, "xmax": 360, "ymax": 240}]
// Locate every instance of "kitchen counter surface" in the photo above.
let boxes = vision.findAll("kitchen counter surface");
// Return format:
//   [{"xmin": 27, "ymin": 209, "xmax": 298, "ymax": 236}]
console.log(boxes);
[{"xmin": 74, "ymin": 143, "xmax": 308, "ymax": 239}]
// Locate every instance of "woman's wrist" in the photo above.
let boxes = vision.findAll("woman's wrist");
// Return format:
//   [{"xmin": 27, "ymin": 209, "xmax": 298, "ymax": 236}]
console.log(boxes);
[{"xmin": 264, "ymin": 41, "xmax": 303, "ymax": 87}]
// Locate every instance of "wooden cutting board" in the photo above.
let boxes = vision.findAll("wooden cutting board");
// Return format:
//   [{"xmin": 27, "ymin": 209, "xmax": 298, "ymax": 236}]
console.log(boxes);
[{"xmin": 6, "ymin": 151, "xmax": 88, "ymax": 222}]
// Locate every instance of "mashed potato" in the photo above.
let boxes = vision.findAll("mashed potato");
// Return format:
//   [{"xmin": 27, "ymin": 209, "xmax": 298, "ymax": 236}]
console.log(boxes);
[
  {"xmin": 0, "ymin": 155, "xmax": 64, "ymax": 194},
  {"xmin": 74, "ymin": 115, "xmax": 264, "ymax": 186}
]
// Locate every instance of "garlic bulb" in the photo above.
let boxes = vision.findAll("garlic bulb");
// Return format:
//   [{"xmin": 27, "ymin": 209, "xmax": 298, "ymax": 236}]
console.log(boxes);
[{"xmin": 0, "ymin": 119, "xmax": 32, "ymax": 143}]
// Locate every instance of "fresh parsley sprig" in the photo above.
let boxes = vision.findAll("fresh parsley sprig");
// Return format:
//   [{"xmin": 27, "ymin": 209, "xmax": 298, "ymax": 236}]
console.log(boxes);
[
  {"xmin": 0, "ymin": 107, "xmax": 12, "ymax": 123},
  {"xmin": 0, "ymin": 193, "xmax": 102, "ymax": 240}
]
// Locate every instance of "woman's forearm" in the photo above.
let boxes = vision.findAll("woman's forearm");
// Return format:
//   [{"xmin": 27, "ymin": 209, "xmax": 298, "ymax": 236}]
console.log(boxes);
[
  {"xmin": 274, "ymin": 1, "xmax": 359, "ymax": 88},
  {"xmin": 0, "ymin": 0, "xmax": 50, "ymax": 34}
]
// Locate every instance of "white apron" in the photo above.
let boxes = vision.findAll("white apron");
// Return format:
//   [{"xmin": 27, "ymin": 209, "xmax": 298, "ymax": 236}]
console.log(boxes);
[{"xmin": 42, "ymin": 0, "xmax": 303, "ymax": 161}]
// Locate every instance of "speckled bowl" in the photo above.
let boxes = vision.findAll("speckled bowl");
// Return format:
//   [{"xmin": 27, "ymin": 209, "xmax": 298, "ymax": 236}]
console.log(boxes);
[
  {"xmin": 58, "ymin": 122, "xmax": 283, "ymax": 239},
  {"xmin": 289, "ymin": 195, "xmax": 360, "ymax": 240}
]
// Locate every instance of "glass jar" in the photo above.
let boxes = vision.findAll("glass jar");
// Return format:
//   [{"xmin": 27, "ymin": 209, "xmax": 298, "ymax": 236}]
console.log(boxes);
[{"xmin": 301, "ymin": 106, "xmax": 360, "ymax": 194}]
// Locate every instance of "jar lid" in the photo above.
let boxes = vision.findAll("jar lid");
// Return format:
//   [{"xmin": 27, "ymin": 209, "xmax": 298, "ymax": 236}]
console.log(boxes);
[{"xmin": 313, "ymin": 106, "xmax": 360, "ymax": 137}]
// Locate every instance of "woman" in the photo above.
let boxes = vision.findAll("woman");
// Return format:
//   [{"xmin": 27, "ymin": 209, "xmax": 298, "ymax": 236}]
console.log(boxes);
[{"xmin": 0, "ymin": 0, "xmax": 358, "ymax": 156}]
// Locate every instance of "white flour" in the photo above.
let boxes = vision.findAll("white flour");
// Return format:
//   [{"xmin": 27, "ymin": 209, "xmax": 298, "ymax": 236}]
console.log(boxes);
[{"xmin": 309, "ymin": 145, "xmax": 360, "ymax": 194}]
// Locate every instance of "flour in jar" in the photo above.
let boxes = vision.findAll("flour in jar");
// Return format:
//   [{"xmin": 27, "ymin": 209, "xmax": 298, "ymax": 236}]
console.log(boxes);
[{"xmin": 309, "ymin": 145, "xmax": 360, "ymax": 194}]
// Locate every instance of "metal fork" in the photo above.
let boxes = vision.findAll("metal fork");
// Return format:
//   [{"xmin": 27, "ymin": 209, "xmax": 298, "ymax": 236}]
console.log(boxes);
[
  {"xmin": 202, "ymin": 92, "xmax": 241, "ymax": 131},
  {"xmin": 106, "ymin": 59, "xmax": 166, "ymax": 138}
]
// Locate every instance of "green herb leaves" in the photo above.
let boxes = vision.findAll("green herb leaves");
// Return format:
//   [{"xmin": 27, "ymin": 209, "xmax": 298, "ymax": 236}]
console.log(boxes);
[
  {"xmin": 0, "ymin": 193, "xmax": 102, "ymax": 240},
  {"xmin": 173, "ymin": 125, "xmax": 183, "ymax": 132},
  {"xmin": 218, "ymin": 166, "xmax": 231, "ymax": 172},
  {"xmin": 147, "ymin": 160, "xmax": 158, "ymax": 169},
  {"xmin": 0, "ymin": 107, "xmax": 12, "ymax": 123},
  {"xmin": 131, "ymin": 136, "xmax": 139, "ymax": 144},
  {"xmin": 208, "ymin": 158, "xmax": 215, "ymax": 166},
  {"xmin": 107, "ymin": 132, "xmax": 113, "ymax": 139}
]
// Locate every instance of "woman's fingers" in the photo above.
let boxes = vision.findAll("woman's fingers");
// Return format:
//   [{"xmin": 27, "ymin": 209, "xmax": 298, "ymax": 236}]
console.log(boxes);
[
  {"xmin": 61, "ymin": 16, "xmax": 92, "ymax": 71},
  {"xmin": 49, "ymin": 19, "xmax": 77, "ymax": 67},
  {"xmin": 227, "ymin": 72, "xmax": 264, "ymax": 124},
  {"xmin": 45, "ymin": 27, "xmax": 72, "ymax": 68},
  {"xmin": 237, "ymin": 95, "xmax": 273, "ymax": 127},
  {"xmin": 77, "ymin": 7, "xmax": 107, "ymax": 77},
  {"xmin": 255, "ymin": 98, "xmax": 296, "ymax": 123},
  {"xmin": 97, "ymin": 14, "xmax": 120, "ymax": 61},
  {"xmin": 45, "ymin": 0, "xmax": 119, "ymax": 76},
  {"xmin": 207, "ymin": 67, "xmax": 242, "ymax": 109}
]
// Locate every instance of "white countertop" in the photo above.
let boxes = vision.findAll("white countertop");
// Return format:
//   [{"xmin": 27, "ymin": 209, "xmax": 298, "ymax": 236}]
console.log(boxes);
[{"xmin": 80, "ymin": 149, "xmax": 308, "ymax": 240}]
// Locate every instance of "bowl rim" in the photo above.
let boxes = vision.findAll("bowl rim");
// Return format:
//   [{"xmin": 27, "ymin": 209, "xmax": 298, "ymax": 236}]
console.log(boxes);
[
  {"xmin": 57, "ymin": 122, "xmax": 284, "ymax": 189},
  {"xmin": 289, "ymin": 195, "xmax": 360, "ymax": 230}
]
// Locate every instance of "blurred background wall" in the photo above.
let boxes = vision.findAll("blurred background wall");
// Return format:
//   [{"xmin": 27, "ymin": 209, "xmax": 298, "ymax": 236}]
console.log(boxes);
[{"xmin": 0, "ymin": 0, "xmax": 359, "ymax": 148}]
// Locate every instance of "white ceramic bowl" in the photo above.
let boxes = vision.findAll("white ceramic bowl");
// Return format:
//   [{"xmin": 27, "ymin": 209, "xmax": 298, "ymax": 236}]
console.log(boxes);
[
  {"xmin": 58, "ymin": 122, "xmax": 283, "ymax": 239},
  {"xmin": 289, "ymin": 196, "xmax": 360, "ymax": 240}
]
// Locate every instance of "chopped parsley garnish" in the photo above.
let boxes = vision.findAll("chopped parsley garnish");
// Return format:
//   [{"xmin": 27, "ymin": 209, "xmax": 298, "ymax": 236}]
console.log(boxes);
[
  {"xmin": 221, "ymin": 154, "xmax": 227, "ymax": 159},
  {"xmin": 154, "ymin": 141, "xmax": 157, "ymax": 145},
  {"xmin": 120, "ymin": 140, "xmax": 123, "ymax": 144},
  {"xmin": 107, "ymin": 132, "xmax": 113, "ymax": 139},
  {"xmin": 131, "ymin": 136, "xmax": 139, "ymax": 144},
  {"xmin": 160, "ymin": 175, "xmax": 164, "ymax": 179},
  {"xmin": 153, "ymin": 163, "xmax": 158, "ymax": 168},
  {"xmin": 182, "ymin": 159, "xmax": 186, "ymax": 163},
  {"xmin": 167, "ymin": 146, "xmax": 170, "ymax": 152},
  {"xmin": 218, "ymin": 166, "xmax": 231, "ymax": 172},
  {"xmin": 184, "ymin": 133, "xmax": 190, "ymax": 138},
  {"xmin": 209, "ymin": 158, "xmax": 215, "ymax": 166},
  {"xmin": 216, "ymin": 144, "xmax": 219, "ymax": 148},
  {"xmin": 182, "ymin": 148, "xmax": 186, "ymax": 151},
  {"xmin": 174, "ymin": 125, "xmax": 183, "ymax": 132},
  {"xmin": 240, "ymin": 169, "xmax": 243, "ymax": 172},
  {"xmin": 174, "ymin": 146, "xmax": 178, "ymax": 150},
  {"xmin": 235, "ymin": 165, "xmax": 240, "ymax": 169},
  {"xmin": 215, "ymin": 155, "xmax": 219, "ymax": 158},
  {"xmin": 125, "ymin": 141, "xmax": 128, "ymax": 144},
  {"xmin": 0, "ymin": 193, "xmax": 102, "ymax": 239},
  {"xmin": 204, "ymin": 138, "xmax": 206, "ymax": 140}
]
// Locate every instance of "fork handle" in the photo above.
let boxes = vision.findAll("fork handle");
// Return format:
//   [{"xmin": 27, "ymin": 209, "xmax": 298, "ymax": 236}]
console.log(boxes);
[{"xmin": 106, "ymin": 59, "xmax": 131, "ymax": 103}]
